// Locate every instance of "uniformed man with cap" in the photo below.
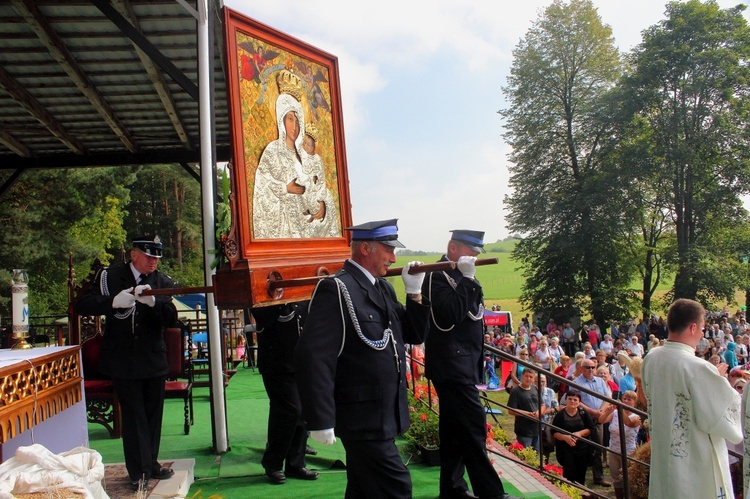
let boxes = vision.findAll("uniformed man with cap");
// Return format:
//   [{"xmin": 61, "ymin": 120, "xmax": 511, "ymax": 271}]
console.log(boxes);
[
  {"xmin": 75, "ymin": 235, "xmax": 178, "ymax": 492},
  {"xmin": 423, "ymin": 230, "xmax": 520, "ymax": 499},
  {"xmin": 294, "ymin": 219, "xmax": 431, "ymax": 498},
  {"xmin": 253, "ymin": 300, "xmax": 319, "ymax": 485}
]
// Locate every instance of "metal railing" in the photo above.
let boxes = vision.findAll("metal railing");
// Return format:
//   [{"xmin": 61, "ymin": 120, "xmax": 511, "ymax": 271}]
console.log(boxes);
[{"xmin": 407, "ymin": 342, "xmax": 651, "ymax": 499}]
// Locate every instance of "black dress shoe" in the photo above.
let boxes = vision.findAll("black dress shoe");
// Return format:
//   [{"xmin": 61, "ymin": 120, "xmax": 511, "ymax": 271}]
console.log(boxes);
[
  {"xmin": 151, "ymin": 467, "xmax": 175, "ymax": 480},
  {"xmin": 439, "ymin": 491, "xmax": 477, "ymax": 498},
  {"xmin": 131, "ymin": 479, "xmax": 149, "ymax": 491},
  {"xmin": 266, "ymin": 470, "xmax": 286, "ymax": 484},
  {"xmin": 305, "ymin": 444, "xmax": 318, "ymax": 455},
  {"xmin": 286, "ymin": 467, "xmax": 319, "ymax": 480}
]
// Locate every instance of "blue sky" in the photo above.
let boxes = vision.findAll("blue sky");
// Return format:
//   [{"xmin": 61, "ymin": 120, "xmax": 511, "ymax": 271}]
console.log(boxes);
[{"xmin": 224, "ymin": 0, "xmax": 748, "ymax": 252}]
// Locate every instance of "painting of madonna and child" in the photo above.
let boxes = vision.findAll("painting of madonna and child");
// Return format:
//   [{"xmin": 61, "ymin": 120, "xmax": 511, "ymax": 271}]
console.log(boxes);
[{"xmin": 232, "ymin": 21, "xmax": 346, "ymax": 242}]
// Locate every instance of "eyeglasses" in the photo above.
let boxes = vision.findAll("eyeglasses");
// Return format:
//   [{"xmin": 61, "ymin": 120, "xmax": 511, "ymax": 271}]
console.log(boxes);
[{"xmin": 583, "ymin": 366, "xmax": 596, "ymax": 370}]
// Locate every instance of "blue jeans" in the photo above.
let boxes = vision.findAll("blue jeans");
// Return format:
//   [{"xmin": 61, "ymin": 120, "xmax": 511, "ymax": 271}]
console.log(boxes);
[{"xmin": 517, "ymin": 435, "xmax": 541, "ymax": 456}]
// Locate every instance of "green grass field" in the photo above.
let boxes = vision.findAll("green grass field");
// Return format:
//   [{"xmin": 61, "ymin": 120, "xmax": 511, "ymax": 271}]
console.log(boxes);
[{"xmin": 387, "ymin": 238, "xmax": 696, "ymax": 325}]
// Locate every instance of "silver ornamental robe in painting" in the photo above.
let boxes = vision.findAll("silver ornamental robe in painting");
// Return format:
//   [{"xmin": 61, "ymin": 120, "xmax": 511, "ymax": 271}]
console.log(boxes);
[{"xmin": 643, "ymin": 341, "xmax": 742, "ymax": 499}]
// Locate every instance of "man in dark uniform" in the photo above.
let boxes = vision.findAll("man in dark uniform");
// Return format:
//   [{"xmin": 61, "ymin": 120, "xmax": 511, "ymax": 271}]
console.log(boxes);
[
  {"xmin": 76, "ymin": 235, "xmax": 178, "ymax": 491},
  {"xmin": 253, "ymin": 301, "xmax": 319, "ymax": 485},
  {"xmin": 294, "ymin": 219, "xmax": 430, "ymax": 498},
  {"xmin": 423, "ymin": 230, "xmax": 520, "ymax": 499}
]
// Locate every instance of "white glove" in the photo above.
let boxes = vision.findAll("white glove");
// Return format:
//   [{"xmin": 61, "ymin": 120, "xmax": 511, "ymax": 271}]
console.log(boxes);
[
  {"xmin": 112, "ymin": 287, "xmax": 135, "ymax": 309},
  {"xmin": 310, "ymin": 428, "xmax": 336, "ymax": 445},
  {"xmin": 401, "ymin": 261, "xmax": 425, "ymax": 294},
  {"xmin": 457, "ymin": 256, "xmax": 476, "ymax": 280},
  {"xmin": 134, "ymin": 284, "xmax": 156, "ymax": 307}
]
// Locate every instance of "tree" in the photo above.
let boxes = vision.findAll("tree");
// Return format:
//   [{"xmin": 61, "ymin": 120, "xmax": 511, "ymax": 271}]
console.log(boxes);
[
  {"xmin": 501, "ymin": 0, "xmax": 634, "ymax": 323},
  {"xmin": 623, "ymin": 0, "xmax": 750, "ymax": 301},
  {"xmin": 0, "ymin": 167, "xmax": 133, "ymax": 320},
  {"xmin": 123, "ymin": 164, "xmax": 204, "ymax": 286},
  {"xmin": 603, "ymin": 106, "xmax": 675, "ymax": 319}
]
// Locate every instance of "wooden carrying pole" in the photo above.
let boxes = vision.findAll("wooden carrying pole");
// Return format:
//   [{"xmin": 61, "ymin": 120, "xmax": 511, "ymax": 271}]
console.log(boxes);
[
  {"xmin": 267, "ymin": 257, "xmax": 499, "ymax": 291},
  {"xmin": 140, "ymin": 285, "xmax": 214, "ymax": 297},
  {"xmin": 139, "ymin": 257, "xmax": 500, "ymax": 297}
]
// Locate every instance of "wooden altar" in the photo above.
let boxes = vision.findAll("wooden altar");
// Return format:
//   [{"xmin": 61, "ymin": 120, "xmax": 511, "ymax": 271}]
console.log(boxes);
[{"xmin": 0, "ymin": 346, "xmax": 86, "ymax": 462}]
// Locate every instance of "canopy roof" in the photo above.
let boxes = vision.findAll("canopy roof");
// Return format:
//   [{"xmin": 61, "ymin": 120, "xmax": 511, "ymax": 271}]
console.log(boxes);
[{"xmin": 0, "ymin": 0, "xmax": 231, "ymax": 190}]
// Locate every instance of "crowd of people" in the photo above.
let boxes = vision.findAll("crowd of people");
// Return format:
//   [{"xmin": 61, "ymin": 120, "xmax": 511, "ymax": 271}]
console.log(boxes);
[{"xmin": 491, "ymin": 302, "xmax": 750, "ymax": 498}]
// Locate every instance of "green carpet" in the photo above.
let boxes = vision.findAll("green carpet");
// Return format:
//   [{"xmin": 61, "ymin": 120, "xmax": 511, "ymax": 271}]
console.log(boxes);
[{"xmin": 88, "ymin": 367, "xmax": 534, "ymax": 498}]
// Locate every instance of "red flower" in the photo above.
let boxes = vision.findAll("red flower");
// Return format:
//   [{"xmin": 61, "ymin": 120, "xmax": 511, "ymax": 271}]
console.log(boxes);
[
  {"xmin": 420, "ymin": 413, "xmax": 428, "ymax": 421},
  {"xmin": 508, "ymin": 442, "xmax": 524, "ymax": 451},
  {"xmin": 543, "ymin": 464, "xmax": 563, "ymax": 476}
]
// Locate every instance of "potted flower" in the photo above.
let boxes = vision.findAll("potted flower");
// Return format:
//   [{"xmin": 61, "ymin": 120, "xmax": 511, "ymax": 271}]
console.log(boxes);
[{"xmin": 404, "ymin": 391, "xmax": 441, "ymax": 466}]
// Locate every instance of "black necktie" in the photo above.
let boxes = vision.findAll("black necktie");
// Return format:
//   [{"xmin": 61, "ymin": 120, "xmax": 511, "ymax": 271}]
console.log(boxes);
[{"xmin": 375, "ymin": 280, "xmax": 391, "ymax": 313}]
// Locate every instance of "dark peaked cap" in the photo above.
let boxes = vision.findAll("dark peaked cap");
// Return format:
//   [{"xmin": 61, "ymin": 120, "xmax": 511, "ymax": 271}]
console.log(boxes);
[
  {"xmin": 450, "ymin": 229, "xmax": 486, "ymax": 253},
  {"xmin": 132, "ymin": 235, "xmax": 163, "ymax": 258},
  {"xmin": 345, "ymin": 219, "xmax": 405, "ymax": 248}
]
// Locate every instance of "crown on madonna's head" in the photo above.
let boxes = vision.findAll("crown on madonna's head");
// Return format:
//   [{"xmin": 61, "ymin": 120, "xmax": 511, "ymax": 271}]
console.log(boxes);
[{"xmin": 276, "ymin": 69, "xmax": 303, "ymax": 101}]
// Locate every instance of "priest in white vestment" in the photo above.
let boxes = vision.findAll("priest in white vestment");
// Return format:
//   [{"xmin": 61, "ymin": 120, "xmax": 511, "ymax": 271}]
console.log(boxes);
[
  {"xmin": 643, "ymin": 298, "xmax": 742, "ymax": 499},
  {"xmin": 742, "ymin": 376, "xmax": 750, "ymax": 495}
]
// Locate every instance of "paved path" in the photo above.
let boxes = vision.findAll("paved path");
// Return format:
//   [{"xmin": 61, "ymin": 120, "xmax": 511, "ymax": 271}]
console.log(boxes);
[{"xmin": 488, "ymin": 442, "xmax": 571, "ymax": 499}]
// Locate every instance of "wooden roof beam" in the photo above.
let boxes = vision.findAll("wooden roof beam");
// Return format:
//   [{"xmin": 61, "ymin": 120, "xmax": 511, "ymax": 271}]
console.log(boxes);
[
  {"xmin": 11, "ymin": 0, "xmax": 140, "ymax": 153},
  {"xmin": 0, "ymin": 145, "xmax": 231, "ymax": 170},
  {"xmin": 0, "ymin": 130, "xmax": 32, "ymax": 158},
  {"xmin": 0, "ymin": 168, "xmax": 26, "ymax": 198},
  {"xmin": 111, "ymin": 0, "xmax": 192, "ymax": 150},
  {"xmin": 92, "ymin": 0, "xmax": 200, "ymax": 102},
  {"xmin": 0, "ymin": 65, "xmax": 86, "ymax": 155},
  {"xmin": 179, "ymin": 161, "xmax": 201, "ymax": 183}
]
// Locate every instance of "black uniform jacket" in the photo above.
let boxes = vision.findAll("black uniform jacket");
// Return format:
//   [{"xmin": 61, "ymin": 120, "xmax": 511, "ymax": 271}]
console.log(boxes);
[
  {"xmin": 253, "ymin": 301, "xmax": 308, "ymax": 375},
  {"xmin": 422, "ymin": 255, "xmax": 485, "ymax": 385},
  {"xmin": 75, "ymin": 263, "xmax": 177, "ymax": 379},
  {"xmin": 294, "ymin": 260, "xmax": 430, "ymax": 441}
]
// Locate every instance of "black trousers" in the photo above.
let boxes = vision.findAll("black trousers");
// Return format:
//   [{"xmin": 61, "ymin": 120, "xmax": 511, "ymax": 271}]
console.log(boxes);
[
  {"xmin": 113, "ymin": 376, "xmax": 165, "ymax": 481},
  {"xmin": 260, "ymin": 372, "xmax": 307, "ymax": 472},
  {"xmin": 433, "ymin": 382, "xmax": 506, "ymax": 498},
  {"xmin": 340, "ymin": 438, "xmax": 411, "ymax": 499}
]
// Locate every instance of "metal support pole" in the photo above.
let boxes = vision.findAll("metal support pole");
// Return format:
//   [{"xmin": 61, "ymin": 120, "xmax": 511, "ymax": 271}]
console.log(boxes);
[{"xmin": 197, "ymin": 0, "xmax": 228, "ymax": 453}]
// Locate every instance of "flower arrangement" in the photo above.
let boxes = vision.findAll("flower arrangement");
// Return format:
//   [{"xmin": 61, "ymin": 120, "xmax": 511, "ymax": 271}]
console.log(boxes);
[
  {"xmin": 487, "ymin": 422, "xmax": 511, "ymax": 446},
  {"xmin": 404, "ymin": 385, "xmax": 440, "ymax": 450},
  {"xmin": 507, "ymin": 442, "xmax": 541, "ymax": 468},
  {"xmin": 504, "ymin": 437, "xmax": 583, "ymax": 498}
]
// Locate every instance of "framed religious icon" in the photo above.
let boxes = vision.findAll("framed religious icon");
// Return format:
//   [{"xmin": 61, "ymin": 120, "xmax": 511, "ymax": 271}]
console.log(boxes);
[{"xmin": 215, "ymin": 8, "xmax": 353, "ymax": 308}]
